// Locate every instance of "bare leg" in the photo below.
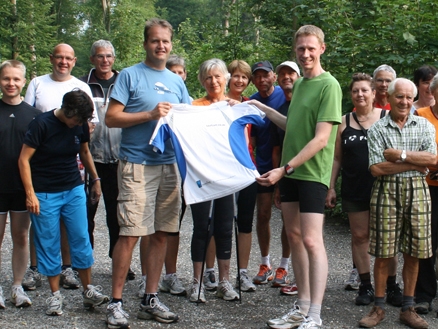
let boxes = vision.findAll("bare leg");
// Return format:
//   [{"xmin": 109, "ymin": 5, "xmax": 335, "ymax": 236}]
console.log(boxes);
[
  {"xmin": 140, "ymin": 235, "xmax": 149, "ymax": 276},
  {"xmin": 111, "ymin": 236, "xmax": 139, "ymax": 299},
  {"xmin": 300, "ymin": 212, "xmax": 327, "ymax": 305},
  {"xmin": 205, "ymin": 237, "xmax": 216, "ymax": 269},
  {"xmin": 48, "ymin": 275, "xmax": 61, "ymax": 293},
  {"xmin": 402, "ymin": 253, "xmax": 419, "ymax": 296},
  {"xmin": 145, "ymin": 231, "xmax": 167, "ymax": 294},
  {"xmin": 10, "ymin": 212, "xmax": 30, "ymax": 285},
  {"xmin": 77, "ymin": 267, "xmax": 92, "ymax": 290},
  {"xmin": 282, "ymin": 202, "xmax": 310, "ymax": 301},
  {"xmin": 374, "ymin": 258, "xmax": 391, "ymax": 297},
  {"xmin": 164, "ymin": 234, "xmax": 179, "ymax": 274},
  {"xmin": 238, "ymin": 232, "xmax": 251, "ymax": 269},
  {"xmin": 217, "ymin": 258, "xmax": 231, "ymax": 281},
  {"xmin": 256, "ymin": 193, "xmax": 273, "ymax": 259},
  {"xmin": 348, "ymin": 211, "xmax": 371, "ymax": 274}
]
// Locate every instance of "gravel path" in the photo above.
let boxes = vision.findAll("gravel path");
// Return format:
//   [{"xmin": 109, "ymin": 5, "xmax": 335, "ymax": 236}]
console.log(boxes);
[{"xmin": 0, "ymin": 202, "xmax": 437, "ymax": 328}]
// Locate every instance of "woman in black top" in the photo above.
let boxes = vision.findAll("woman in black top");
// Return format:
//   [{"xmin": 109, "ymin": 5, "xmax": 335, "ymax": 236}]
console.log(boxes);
[{"xmin": 326, "ymin": 73, "xmax": 388, "ymax": 306}]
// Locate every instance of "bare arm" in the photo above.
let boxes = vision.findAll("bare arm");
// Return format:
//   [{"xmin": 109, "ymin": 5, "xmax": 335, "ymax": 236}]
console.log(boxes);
[
  {"xmin": 105, "ymin": 99, "xmax": 172, "ymax": 128},
  {"xmin": 79, "ymin": 143, "xmax": 101, "ymax": 205},
  {"xmin": 383, "ymin": 148, "xmax": 437, "ymax": 167},
  {"xmin": 18, "ymin": 145, "xmax": 39, "ymax": 215},
  {"xmin": 246, "ymin": 99, "xmax": 287, "ymax": 130},
  {"xmin": 257, "ymin": 121, "xmax": 335, "ymax": 186},
  {"xmin": 370, "ymin": 161, "xmax": 428, "ymax": 177},
  {"xmin": 325, "ymin": 121, "xmax": 344, "ymax": 208}
]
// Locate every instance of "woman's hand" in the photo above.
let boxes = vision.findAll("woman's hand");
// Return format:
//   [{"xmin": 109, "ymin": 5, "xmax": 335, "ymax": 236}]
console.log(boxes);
[
  {"xmin": 89, "ymin": 180, "xmax": 102, "ymax": 205},
  {"xmin": 325, "ymin": 188, "xmax": 337, "ymax": 209},
  {"xmin": 26, "ymin": 193, "xmax": 40, "ymax": 215}
]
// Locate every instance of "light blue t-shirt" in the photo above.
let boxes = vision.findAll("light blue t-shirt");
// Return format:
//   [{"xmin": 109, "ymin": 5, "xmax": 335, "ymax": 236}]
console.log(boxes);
[{"xmin": 110, "ymin": 62, "xmax": 191, "ymax": 165}]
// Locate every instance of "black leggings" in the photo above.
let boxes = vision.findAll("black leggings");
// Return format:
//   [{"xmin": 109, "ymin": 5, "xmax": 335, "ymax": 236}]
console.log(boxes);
[
  {"xmin": 190, "ymin": 194, "xmax": 234, "ymax": 262},
  {"xmin": 236, "ymin": 182, "xmax": 257, "ymax": 233}
]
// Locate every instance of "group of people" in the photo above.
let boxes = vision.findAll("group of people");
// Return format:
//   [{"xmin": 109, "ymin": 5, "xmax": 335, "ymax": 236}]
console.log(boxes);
[{"xmin": 1, "ymin": 16, "xmax": 437, "ymax": 329}]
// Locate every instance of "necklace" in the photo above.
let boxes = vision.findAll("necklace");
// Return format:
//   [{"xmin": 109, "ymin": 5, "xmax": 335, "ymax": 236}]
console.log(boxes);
[{"xmin": 356, "ymin": 108, "xmax": 374, "ymax": 122}]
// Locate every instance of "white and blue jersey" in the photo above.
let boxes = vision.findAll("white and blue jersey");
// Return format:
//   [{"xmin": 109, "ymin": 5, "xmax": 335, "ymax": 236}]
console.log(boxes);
[{"xmin": 150, "ymin": 101, "xmax": 265, "ymax": 204}]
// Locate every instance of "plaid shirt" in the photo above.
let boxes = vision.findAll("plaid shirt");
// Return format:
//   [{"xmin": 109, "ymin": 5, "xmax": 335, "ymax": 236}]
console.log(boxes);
[{"xmin": 368, "ymin": 113, "xmax": 436, "ymax": 178}]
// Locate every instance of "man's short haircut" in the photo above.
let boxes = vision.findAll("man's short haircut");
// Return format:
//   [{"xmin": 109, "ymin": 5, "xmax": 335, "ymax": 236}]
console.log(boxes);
[
  {"xmin": 61, "ymin": 89, "xmax": 95, "ymax": 123},
  {"xmin": 198, "ymin": 58, "xmax": 229, "ymax": 84},
  {"xmin": 0, "ymin": 59, "xmax": 26, "ymax": 77},
  {"xmin": 90, "ymin": 40, "xmax": 115, "ymax": 57},
  {"xmin": 144, "ymin": 18, "xmax": 173, "ymax": 42},
  {"xmin": 294, "ymin": 25, "xmax": 324, "ymax": 45},
  {"xmin": 349, "ymin": 73, "xmax": 374, "ymax": 91},
  {"xmin": 429, "ymin": 73, "xmax": 438, "ymax": 93},
  {"xmin": 413, "ymin": 65, "xmax": 437, "ymax": 86},
  {"xmin": 227, "ymin": 60, "xmax": 252, "ymax": 81},
  {"xmin": 373, "ymin": 64, "xmax": 396, "ymax": 80},
  {"xmin": 166, "ymin": 55, "xmax": 186, "ymax": 71},
  {"xmin": 387, "ymin": 78, "xmax": 417, "ymax": 98}
]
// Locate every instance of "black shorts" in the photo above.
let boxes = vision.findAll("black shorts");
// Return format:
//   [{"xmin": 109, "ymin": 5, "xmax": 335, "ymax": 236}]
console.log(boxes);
[
  {"xmin": 0, "ymin": 192, "xmax": 27, "ymax": 213},
  {"xmin": 279, "ymin": 178, "xmax": 327, "ymax": 214}
]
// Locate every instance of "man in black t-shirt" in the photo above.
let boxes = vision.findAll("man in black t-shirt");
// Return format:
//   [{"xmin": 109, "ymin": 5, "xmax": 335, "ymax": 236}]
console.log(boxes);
[{"xmin": 0, "ymin": 60, "xmax": 41, "ymax": 308}]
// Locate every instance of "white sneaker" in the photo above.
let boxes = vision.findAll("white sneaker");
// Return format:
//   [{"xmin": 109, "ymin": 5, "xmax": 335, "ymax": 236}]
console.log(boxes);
[
  {"xmin": 344, "ymin": 268, "xmax": 360, "ymax": 290},
  {"xmin": 297, "ymin": 316, "xmax": 322, "ymax": 329},
  {"xmin": 138, "ymin": 277, "xmax": 146, "ymax": 298},
  {"xmin": 267, "ymin": 301, "xmax": 306, "ymax": 328},
  {"xmin": 203, "ymin": 270, "xmax": 218, "ymax": 291},
  {"xmin": 217, "ymin": 279, "xmax": 239, "ymax": 301},
  {"xmin": 46, "ymin": 292, "xmax": 64, "ymax": 316},
  {"xmin": 236, "ymin": 272, "xmax": 256, "ymax": 292},
  {"xmin": 189, "ymin": 278, "xmax": 206, "ymax": 303},
  {"xmin": 106, "ymin": 302, "xmax": 130, "ymax": 329},
  {"xmin": 83, "ymin": 284, "xmax": 109, "ymax": 309},
  {"xmin": 159, "ymin": 273, "xmax": 187, "ymax": 296},
  {"xmin": 0, "ymin": 287, "xmax": 5, "ymax": 309},
  {"xmin": 11, "ymin": 285, "xmax": 32, "ymax": 307}
]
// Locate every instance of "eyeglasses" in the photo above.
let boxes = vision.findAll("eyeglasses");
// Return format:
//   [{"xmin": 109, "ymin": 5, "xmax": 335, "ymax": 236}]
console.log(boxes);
[
  {"xmin": 51, "ymin": 55, "xmax": 75, "ymax": 62},
  {"xmin": 94, "ymin": 54, "xmax": 114, "ymax": 60}
]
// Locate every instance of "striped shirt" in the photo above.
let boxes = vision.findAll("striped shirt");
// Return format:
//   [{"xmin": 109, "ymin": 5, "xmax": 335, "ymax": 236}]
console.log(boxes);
[{"xmin": 368, "ymin": 113, "xmax": 436, "ymax": 178}]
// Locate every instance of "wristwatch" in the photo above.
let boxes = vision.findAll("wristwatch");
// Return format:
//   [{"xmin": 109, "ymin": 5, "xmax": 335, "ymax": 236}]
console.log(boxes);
[
  {"xmin": 400, "ymin": 150, "xmax": 407, "ymax": 162},
  {"xmin": 284, "ymin": 163, "xmax": 294, "ymax": 175}
]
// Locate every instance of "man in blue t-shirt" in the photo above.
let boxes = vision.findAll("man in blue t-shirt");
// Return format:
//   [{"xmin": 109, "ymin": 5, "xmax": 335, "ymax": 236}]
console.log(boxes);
[
  {"xmin": 250, "ymin": 60, "xmax": 286, "ymax": 286},
  {"xmin": 105, "ymin": 18, "xmax": 190, "ymax": 328}
]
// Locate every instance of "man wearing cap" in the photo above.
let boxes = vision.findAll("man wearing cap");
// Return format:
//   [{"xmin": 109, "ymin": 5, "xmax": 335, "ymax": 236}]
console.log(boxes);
[
  {"xmin": 250, "ymin": 60, "xmax": 286, "ymax": 286},
  {"xmin": 270, "ymin": 61, "xmax": 301, "ymax": 292}
]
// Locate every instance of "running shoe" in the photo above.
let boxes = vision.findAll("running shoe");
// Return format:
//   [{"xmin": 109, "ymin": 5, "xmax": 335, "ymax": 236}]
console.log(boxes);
[
  {"xmin": 83, "ymin": 284, "xmax": 109, "ymax": 309},
  {"xmin": 217, "ymin": 279, "xmax": 239, "ymax": 301},
  {"xmin": 22, "ymin": 268, "xmax": 42, "ymax": 291},
  {"xmin": 159, "ymin": 273, "xmax": 187, "ymax": 296},
  {"xmin": 11, "ymin": 285, "xmax": 32, "ymax": 307},
  {"xmin": 236, "ymin": 272, "xmax": 256, "ymax": 292},
  {"xmin": 106, "ymin": 302, "xmax": 130, "ymax": 329},
  {"xmin": 203, "ymin": 270, "xmax": 218, "ymax": 291},
  {"xmin": 253, "ymin": 264, "xmax": 274, "ymax": 285},
  {"xmin": 344, "ymin": 268, "xmax": 360, "ymax": 290},
  {"xmin": 60, "ymin": 267, "xmax": 80, "ymax": 289},
  {"xmin": 280, "ymin": 282, "xmax": 298, "ymax": 296},
  {"xmin": 272, "ymin": 267, "xmax": 290, "ymax": 287},
  {"xmin": 137, "ymin": 295, "xmax": 178, "ymax": 323}
]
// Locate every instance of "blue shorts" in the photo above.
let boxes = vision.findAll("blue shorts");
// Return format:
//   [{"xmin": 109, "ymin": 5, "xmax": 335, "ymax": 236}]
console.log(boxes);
[{"xmin": 30, "ymin": 185, "xmax": 94, "ymax": 276}]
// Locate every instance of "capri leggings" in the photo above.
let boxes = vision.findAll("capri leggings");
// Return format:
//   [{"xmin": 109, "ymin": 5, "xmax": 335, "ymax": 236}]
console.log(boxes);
[
  {"xmin": 190, "ymin": 194, "xmax": 234, "ymax": 262},
  {"xmin": 236, "ymin": 182, "xmax": 257, "ymax": 233}
]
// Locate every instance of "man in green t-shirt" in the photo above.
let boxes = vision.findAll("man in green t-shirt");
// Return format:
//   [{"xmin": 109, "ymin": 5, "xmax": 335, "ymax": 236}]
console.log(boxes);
[{"xmin": 249, "ymin": 25, "xmax": 342, "ymax": 329}]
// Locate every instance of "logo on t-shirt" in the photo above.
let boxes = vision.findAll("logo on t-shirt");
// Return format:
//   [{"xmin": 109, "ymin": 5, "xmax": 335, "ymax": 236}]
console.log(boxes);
[
  {"xmin": 74, "ymin": 136, "xmax": 80, "ymax": 144},
  {"xmin": 154, "ymin": 82, "xmax": 176, "ymax": 95}
]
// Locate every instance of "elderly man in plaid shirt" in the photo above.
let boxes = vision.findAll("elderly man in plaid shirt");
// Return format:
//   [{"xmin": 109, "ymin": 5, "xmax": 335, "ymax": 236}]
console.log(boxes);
[{"xmin": 359, "ymin": 78, "xmax": 436, "ymax": 329}]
